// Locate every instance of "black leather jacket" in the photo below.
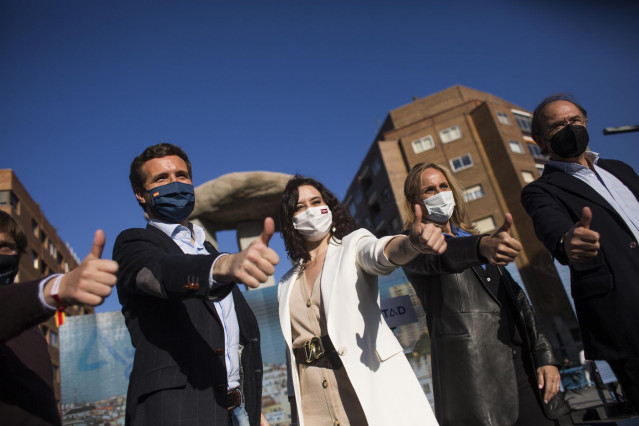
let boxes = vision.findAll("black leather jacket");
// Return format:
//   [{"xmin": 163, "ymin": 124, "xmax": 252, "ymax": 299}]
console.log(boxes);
[{"xmin": 402, "ymin": 235, "xmax": 558, "ymax": 426}]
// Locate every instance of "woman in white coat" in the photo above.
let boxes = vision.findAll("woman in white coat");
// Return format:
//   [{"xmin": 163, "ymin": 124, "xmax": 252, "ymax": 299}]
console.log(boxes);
[{"xmin": 278, "ymin": 175, "xmax": 444, "ymax": 426}]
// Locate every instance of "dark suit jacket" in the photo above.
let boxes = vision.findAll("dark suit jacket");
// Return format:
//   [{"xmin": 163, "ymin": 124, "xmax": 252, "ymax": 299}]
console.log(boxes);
[
  {"xmin": 113, "ymin": 224, "xmax": 262, "ymax": 426},
  {"xmin": 402, "ymin": 235, "xmax": 556, "ymax": 425},
  {"xmin": 522, "ymin": 159, "xmax": 639, "ymax": 360},
  {"xmin": 0, "ymin": 279, "xmax": 61, "ymax": 425}
]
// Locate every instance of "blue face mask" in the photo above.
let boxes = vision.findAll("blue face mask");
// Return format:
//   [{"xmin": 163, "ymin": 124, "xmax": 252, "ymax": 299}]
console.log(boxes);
[{"xmin": 148, "ymin": 182, "xmax": 195, "ymax": 223}]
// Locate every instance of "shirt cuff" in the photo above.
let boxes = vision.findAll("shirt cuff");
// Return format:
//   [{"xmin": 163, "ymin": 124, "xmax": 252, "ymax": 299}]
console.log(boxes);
[
  {"xmin": 209, "ymin": 252, "xmax": 230, "ymax": 286},
  {"xmin": 39, "ymin": 274, "xmax": 63, "ymax": 311},
  {"xmin": 377, "ymin": 235, "xmax": 400, "ymax": 269}
]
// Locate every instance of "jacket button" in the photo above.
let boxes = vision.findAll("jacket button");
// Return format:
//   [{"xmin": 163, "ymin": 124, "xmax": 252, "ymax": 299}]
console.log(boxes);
[
  {"xmin": 322, "ymin": 379, "xmax": 329, "ymax": 388},
  {"xmin": 216, "ymin": 348, "xmax": 224, "ymax": 356},
  {"xmin": 338, "ymin": 346, "xmax": 347, "ymax": 356},
  {"xmin": 306, "ymin": 300, "xmax": 312, "ymax": 307},
  {"xmin": 184, "ymin": 282, "xmax": 200, "ymax": 291},
  {"xmin": 630, "ymin": 241, "xmax": 637, "ymax": 248}
]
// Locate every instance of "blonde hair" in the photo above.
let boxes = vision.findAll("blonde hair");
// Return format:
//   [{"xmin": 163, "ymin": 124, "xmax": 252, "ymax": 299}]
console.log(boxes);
[{"xmin": 403, "ymin": 162, "xmax": 475, "ymax": 233}]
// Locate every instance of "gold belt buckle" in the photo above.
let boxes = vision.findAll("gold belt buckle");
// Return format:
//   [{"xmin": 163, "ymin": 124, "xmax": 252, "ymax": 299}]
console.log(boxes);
[{"xmin": 303, "ymin": 337, "xmax": 325, "ymax": 363}]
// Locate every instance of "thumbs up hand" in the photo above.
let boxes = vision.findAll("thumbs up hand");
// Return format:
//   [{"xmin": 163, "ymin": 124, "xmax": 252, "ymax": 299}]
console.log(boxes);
[
  {"xmin": 564, "ymin": 207, "xmax": 600, "ymax": 263},
  {"xmin": 479, "ymin": 213, "xmax": 522, "ymax": 266},
  {"xmin": 214, "ymin": 217, "xmax": 280, "ymax": 288},
  {"xmin": 409, "ymin": 204, "xmax": 447, "ymax": 255},
  {"xmin": 44, "ymin": 230, "xmax": 119, "ymax": 308}
]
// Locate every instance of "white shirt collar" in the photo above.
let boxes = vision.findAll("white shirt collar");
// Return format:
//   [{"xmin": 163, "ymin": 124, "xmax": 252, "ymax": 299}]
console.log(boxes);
[{"xmin": 148, "ymin": 219, "xmax": 206, "ymax": 245}]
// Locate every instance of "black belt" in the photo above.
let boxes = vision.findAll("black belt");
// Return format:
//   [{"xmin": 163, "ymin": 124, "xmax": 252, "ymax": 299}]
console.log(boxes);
[
  {"xmin": 293, "ymin": 335, "xmax": 342, "ymax": 369},
  {"xmin": 227, "ymin": 388, "xmax": 242, "ymax": 410}
]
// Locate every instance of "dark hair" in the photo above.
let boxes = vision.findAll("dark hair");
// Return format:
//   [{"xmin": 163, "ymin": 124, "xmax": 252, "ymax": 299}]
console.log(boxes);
[
  {"xmin": 403, "ymin": 163, "xmax": 474, "ymax": 233},
  {"xmin": 531, "ymin": 93, "xmax": 588, "ymax": 149},
  {"xmin": 129, "ymin": 143, "xmax": 192, "ymax": 197},
  {"xmin": 279, "ymin": 175, "xmax": 355, "ymax": 265},
  {"xmin": 0, "ymin": 211, "xmax": 27, "ymax": 253}
]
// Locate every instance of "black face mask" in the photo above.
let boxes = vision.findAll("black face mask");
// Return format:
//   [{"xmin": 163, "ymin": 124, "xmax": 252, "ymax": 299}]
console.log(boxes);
[
  {"xmin": 0, "ymin": 254, "xmax": 20, "ymax": 285},
  {"xmin": 550, "ymin": 124, "xmax": 589, "ymax": 158}
]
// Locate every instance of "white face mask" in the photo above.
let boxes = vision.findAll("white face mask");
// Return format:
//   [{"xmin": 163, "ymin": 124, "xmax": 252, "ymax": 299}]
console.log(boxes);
[
  {"xmin": 293, "ymin": 205, "xmax": 333, "ymax": 241},
  {"xmin": 423, "ymin": 190, "xmax": 455, "ymax": 223}
]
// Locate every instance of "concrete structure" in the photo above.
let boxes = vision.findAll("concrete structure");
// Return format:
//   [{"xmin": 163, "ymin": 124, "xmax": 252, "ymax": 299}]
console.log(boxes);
[
  {"xmin": 342, "ymin": 85, "xmax": 581, "ymax": 361},
  {"xmin": 191, "ymin": 171, "xmax": 292, "ymax": 289},
  {"xmin": 0, "ymin": 169, "xmax": 89, "ymax": 408}
]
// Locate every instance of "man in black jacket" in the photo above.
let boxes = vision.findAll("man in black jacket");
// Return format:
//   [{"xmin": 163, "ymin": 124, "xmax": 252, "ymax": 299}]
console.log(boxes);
[
  {"xmin": 522, "ymin": 94, "xmax": 639, "ymax": 412},
  {"xmin": 0, "ymin": 210, "xmax": 118, "ymax": 425},
  {"xmin": 113, "ymin": 144, "xmax": 278, "ymax": 426}
]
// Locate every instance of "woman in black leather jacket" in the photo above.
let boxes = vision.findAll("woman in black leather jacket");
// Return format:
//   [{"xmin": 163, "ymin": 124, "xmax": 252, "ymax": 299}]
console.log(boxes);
[{"xmin": 401, "ymin": 162, "xmax": 561, "ymax": 426}]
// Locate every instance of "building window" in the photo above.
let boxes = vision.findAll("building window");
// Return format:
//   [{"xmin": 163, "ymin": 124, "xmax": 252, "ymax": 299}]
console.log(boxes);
[
  {"xmin": 473, "ymin": 216, "xmax": 496, "ymax": 234},
  {"xmin": 363, "ymin": 217, "xmax": 372, "ymax": 229},
  {"xmin": 536, "ymin": 164, "xmax": 545, "ymax": 176},
  {"xmin": 32, "ymin": 219, "xmax": 38, "ymax": 237},
  {"xmin": 32, "ymin": 251, "xmax": 39, "ymax": 269},
  {"xmin": 372, "ymin": 158, "xmax": 382, "ymax": 175},
  {"xmin": 381, "ymin": 187, "xmax": 392, "ymax": 201},
  {"xmin": 49, "ymin": 330, "xmax": 59, "ymax": 347},
  {"xmin": 450, "ymin": 154, "xmax": 473, "ymax": 172},
  {"xmin": 512, "ymin": 111, "xmax": 532, "ymax": 134},
  {"xmin": 497, "ymin": 112, "xmax": 511, "ymax": 125},
  {"xmin": 527, "ymin": 143, "xmax": 545, "ymax": 159},
  {"xmin": 392, "ymin": 217, "xmax": 402, "ymax": 233},
  {"xmin": 411, "ymin": 135, "xmax": 435, "ymax": 153},
  {"xmin": 348, "ymin": 202, "xmax": 357, "ymax": 217},
  {"xmin": 463, "ymin": 184, "xmax": 485, "ymax": 202},
  {"xmin": 0, "ymin": 190, "xmax": 19, "ymax": 210},
  {"xmin": 440, "ymin": 126, "xmax": 462, "ymax": 143},
  {"xmin": 64, "ymin": 262, "xmax": 70, "ymax": 273},
  {"xmin": 522, "ymin": 170, "xmax": 535, "ymax": 183},
  {"xmin": 354, "ymin": 191, "xmax": 363, "ymax": 205},
  {"xmin": 509, "ymin": 140, "xmax": 524, "ymax": 154}
]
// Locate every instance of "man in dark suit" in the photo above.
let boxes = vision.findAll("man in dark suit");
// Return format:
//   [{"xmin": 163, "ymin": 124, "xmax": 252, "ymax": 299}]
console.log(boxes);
[
  {"xmin": 0, "ymin": 210, "xmax": 118, "ymax": 425},
  {"xmin": 521, "ymin": 94, "xmax": 639, "ymax": 412},
  {"xmin": 113, "ymin": 143, "xmax": 278, "ymax": 426}
]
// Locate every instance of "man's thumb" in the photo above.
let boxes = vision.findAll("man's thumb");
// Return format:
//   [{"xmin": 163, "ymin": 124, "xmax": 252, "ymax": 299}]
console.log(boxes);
[
  {"xmin": 580, "ymin": 207, "xmax": 592, "ymax": 230},
  {"xmin": 90, "ymin": 229, "xmax": 106, "ymax": 259},
  {"xmin": 497, "ymin": 213, "xmax": 513, "ymax": 235},
  {"xmin": 260, "ymin": 217, "xmax": 275, "ymax": 246}
]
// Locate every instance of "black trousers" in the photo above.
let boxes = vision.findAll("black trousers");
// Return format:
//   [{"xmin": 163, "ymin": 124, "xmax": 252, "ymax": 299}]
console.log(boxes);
[
  {"xmin": 513, "ymin": 350, "xmax": 555, "ymax": 426},
  {"xmin": 608, "ymin": 357, "xmax": 639, "ymax": 413}
]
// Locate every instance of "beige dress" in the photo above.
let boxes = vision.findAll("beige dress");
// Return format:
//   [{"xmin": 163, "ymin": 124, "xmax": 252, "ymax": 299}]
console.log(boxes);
[{"xmin": 290, "ymin": 272, "xmax": 368, "ymax": 426}]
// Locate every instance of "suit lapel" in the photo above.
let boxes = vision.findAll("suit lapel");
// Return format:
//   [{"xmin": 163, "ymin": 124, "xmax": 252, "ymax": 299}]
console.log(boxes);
[
  {"xmin": 320, "ymin": 239, "xmax": 341, "ymax": 319},
  {"xmin": 471, "ymin": 265, "xmax": 501, "ymax": 306},
  {"xmin": 145, "ymin": 223, "xmax": 184, "ymax": 254}
]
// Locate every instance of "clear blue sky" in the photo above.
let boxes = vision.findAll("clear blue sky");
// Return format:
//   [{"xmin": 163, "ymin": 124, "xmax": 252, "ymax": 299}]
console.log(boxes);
[{"xmin": 2, "ymin": 0, "xmax": 638, "ymax": 313}]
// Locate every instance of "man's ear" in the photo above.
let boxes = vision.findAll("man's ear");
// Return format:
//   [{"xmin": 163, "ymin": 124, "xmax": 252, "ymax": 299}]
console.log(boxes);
[
  {"xmin": 533, "ymin": 136, "xmax": 549, "ymax": 156},
  {"xmin": 135, "ymin": 191, "xmax": 147, "ymax": 208}
]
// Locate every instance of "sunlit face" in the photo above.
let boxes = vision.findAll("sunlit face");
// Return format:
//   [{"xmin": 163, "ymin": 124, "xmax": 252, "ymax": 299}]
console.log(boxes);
[
  {"xmin": 537, "ymin": 100, "xmax": 588, "ymax": 157},
  {"xmin": 135, "ymin": 155, "xmax": 192, "ymax": 209},
  {"xmin": 0, "ymin": 232, "xmax": 18, "ymax": 255},
  {"xmin": 419, "ymin": 168, "xmax": 451, "ymax": 201},
  {"xmin": 294, "ymin": 185, "xmax": 326, "ymax": 216}
]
